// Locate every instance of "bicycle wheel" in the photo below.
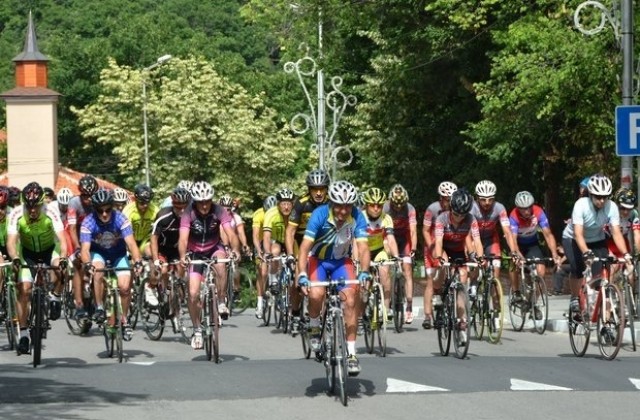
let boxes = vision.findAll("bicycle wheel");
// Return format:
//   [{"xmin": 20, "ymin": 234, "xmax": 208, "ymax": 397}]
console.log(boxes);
[
  {"xmin": 471, "ymin": 281, "xmax": 485, "ymax": 340},
  {"xmin": 211, "ymin": 285, "xmax": 220, "ymax": 363},
  {"xmin": 170, "ymin": 279, "xmax": 191, "ymax": 343},
  {"xmin": 138, "ymin": 278, "xmax": 165, "ymax": 341},
  {"xmin": 281, "ymin": 284, "xmax": 290, "ymax": 334},
  {"xmin": 393, "ymin": 272, "xmax": 405, "ymax": 333},
  {"xmin": 31, "ymin": 288, "xmax": 44, "ymax": 367},
  {"xmin": 5, "ymin": 283, "xmax": 20, "ymax": 353},
  {"xmin": 300, "ymin": 316, "xmax": 312, "ymax": 359},
  {"xmin": 103, "ymin": 324, "xmax": 115, "ymax": 358},
  {"xmin": 532, "ymin": 276, "xmax": 548, "ymax": 334},
  {"xmin": 568, "ymin": 290, "xmax": 591, "ymax": 357},
  {"xmin": 486, "ymin": 277, "xmax": 504, "ymax": 344},
  {"xmin": 333, "ymin": 312, "xmax": 348, "ymax": 406},
  {"xmin": 377, "ymin": 286, "xmax": 387, "ymax": 357},
  {"xmin": 452, "ymin": 284, "xmax": 470, "ymax": 359},
  {"xmin": 363, "ymin": 300, "xmax": 374, "ymax": 354},
  {"xmin": 597, "ymin": 283, "xmax": 624, "ymax": 360},
  {"xmin": 114, "ymin": 291, "xmax": 124, "ymax": 363},
  {"xmin": 128, "ymin": 279, "xmax": 140, "ymax": 329},
  {"xmin": 262, "ymin": 293, "xmax": 272, "ymax": 326},
  {"xmin": 508, "ymin": 284, "xmax": 526, "ymax": 331},
  {"xmin": 436, "ymin": 295, "xmax": 451, "ymax": 356},
  {"xmin": 623, "ymin": 282, "xmax": 636, "ymax": 351},
  {"xmin": 226, "ymin": 264, "xmax": 235, "ymax": 318}
]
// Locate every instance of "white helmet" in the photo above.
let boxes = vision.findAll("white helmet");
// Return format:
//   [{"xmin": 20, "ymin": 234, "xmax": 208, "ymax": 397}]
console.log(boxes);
[
  {"xmin": 178, "ymin": 180, "xmax": 193, "ymax": 191},
  {"xmin": 328, "ymin": 181, "xmax": 358, "ymax": 205},
  {"xmin": 191, "ymin": 181, "xmax": 214, "ymax": 201},
  {"xmin": 515, "ymin": 191, "xmax": 534, "ymax": 208},
  {"xmin": 438, "ymin": 181, "xmax": 457, "ymax": 197},
  {"xmin": 587, "ymin": 174, "xmax": 612, "ymax": 196},
  {"xmin": 113, "ymin": 187, "xmax": 129, "ymax": 203},
  {"xmin": 475, "ymin": 180, "xmax": 497, "ymax": 198},
  {"xmin": 56, "ymin": 187, "xmax": 73, "ymax": 205}
]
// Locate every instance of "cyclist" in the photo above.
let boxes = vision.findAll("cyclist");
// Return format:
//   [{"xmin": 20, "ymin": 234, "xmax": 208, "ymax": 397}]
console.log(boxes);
[
  {"xmin": 80, "ymin": 188, "xmax": 143, "ymax": 341},
  {"xmin": 432, "ymin": 188, "xmax": 484, "ymax": 346},
  {"xmin": 608, "ymin": 187, "xmax": 640, "ymax": 285},
  {"xmin": 421, "ymin": 181, "xmax": 457, "ymax": 329},
  {"xmin": 297, "ymin": 180, "xmax": 370, "ymax": 376},
  {"xmin": 383, "ymin": 184, "xmax": 418, "ymax": 323},
  {"xmin": 561, "ymin": 174, "xmax": 633, "ymax": 317},
  {"xmin": 50, "ymin": 187, "xmax": 75, "ymax": 259},
  {"xmin": 285, "ymin": 169, "xmax": 331, "ymax": 334},
  {"xmin": 8, "ymin": 186, "xmax": 21, "ymax": 207},
  {"xmin": 6, "ymin": 182, "xmax": 68, "ymax": 354},
  {"xmin": 252, "ymin": 195, "xmax": 277, "ymax": 318},
  {"xmin": 161, "ymin": 180, "xmax": 193, "ymax": 209},
  {"xmin": 258, "ymin": 188, "xmax": 295, "ymax": 318},
  {"xmin": 113, "ymin": 187, "xmax": 129, "ymax": 212},
  {"xmin": 0, "ymin": 187, "xmax": 9, "ymax": 317},
  {"xmin": 43, "ymin": 187, "xmax": 55, "ymax": 204},
  {"xmin": 178, "ymin": 181, "xmax": 240, "ymax": 350},
  {"xmin": 508, "ymin": 191, "xmax": 560, "ymax": 316},
  {"xmin": 357, "ymin": 187, "xmax": 400, "ymax": 318},
  {"xmin": 219, "ymin": 194, "xmax": 251, "ymax": 300},
  {"xmin": 149, "ymin": 187, "xmax": 191, "ymax": 308}
]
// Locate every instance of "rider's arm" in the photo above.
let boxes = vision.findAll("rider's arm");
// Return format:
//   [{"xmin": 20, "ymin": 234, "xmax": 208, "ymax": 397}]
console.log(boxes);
[
  {"xmin": 297, "ymin": 237, "xmax": 312, "ymax": 278},
  {"xmin": 409, "ymin": 221, "xmax": 418, "ymax": 255},
  {"xmin": 540, "ymin": 227, "xmax": 559, "ymax": 260},
  {"xmin": 610, "ymin": 224, "xmax": 630, "ymax": 255},
  {"xmin": 150, "ymin": 233, "xmax": 160, "ymax": 263},
  {"xmin": 222, "ymin": 222, "xmax": 241, "ymax": 255},
  {"xmin": 178, "ymin": 228, "xmax": 188, "ymax": 262},
  {"xmin": 262, "ymin": 228, "xmax": 273, "ymax": 256},
  {"xmin": 6, "ymin": 233, "xmax": 18, "ymax": 261},
  {"xmin": 55, "ymin": 229, "xmax": 68, "ymax": 259},
  {"xmin": 285, "ymin": 224, "xmax": 296, "ymax": 256},
  {"xmin": 124, "ymin": 233, "xmax": 142, "ymax": 263},
  {"xmin": 573, "ymin": 223, "xmax": 589, "ymax": 254}
]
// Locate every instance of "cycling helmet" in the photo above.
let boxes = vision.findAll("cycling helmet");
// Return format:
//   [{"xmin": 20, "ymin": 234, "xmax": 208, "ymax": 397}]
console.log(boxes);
[
  {"xmin": 113, "ymin": 187, "xmax": 129, "ymax": 203},
  {"xmin": 328, "ymin": 181, "xmax": 358, "ymax": 205},
  {"xmin": 78, "ymin": 175, "xmax": 98, "ymax": 195},
  {"xmin": 276, "ymin": 188, "xmax": 295, "ymax": 201},
  {"xmin": 177, "ymin": 180, "xmax": 193, "ymax": 191},
  {"xmin": 8, "ymin": 186, "xmax": 21, "ymax": 201},
  {"xmin": 91, "ymin": 188, "xmax": 114, "ymax": 207},
  {"xmin": 263, "ymin": 195, "xmax": 277, "ymax": 211},
  {"xmin": 438, "ymin": 181, "xmax": 457, "ymax": 197},
  {"xmin": 43, "ymin": 187, "xmax": 55, "ymax": 200},
  {"xmin": 389, "ymin": 184, "xmax": 409, "ymax": 205},
  {"xmin": 475, "ymin": 180, "xmax": 497, "ymax": 198},
  {"xmin": 56, "ymin": 188, "xmax": 74, "ymax": 206},
  {"xmin": 219, "ymin": 194, "xmax": 234, "ymax": 207},
  {"xmin": 614, "ymin": 187, "xmax": 637, "ymax": 209},
  {"xmin": 362, "ymin": 187, "xmax": 386, "ymax": 205},
  {"xmin": 22, "ymin": 182, "xmax": 45, "ymax": 208},
  {"xmin": 514, "ymin": 191, "xmax": 535, "ymax": 208},
  {"xmin": 191, "ymin": 181, "xmax": 214, "ymax": 201},
  {"xmin": 587, "ymin": 174, "xmax": 612, "ymax": 196},
  {"xmin": 305, "ymin": 169, "xmax": 331, "ymax": 188},
  {"xmin": 579, "ymin": 176, "xmax": 590, "ymax": 189},
  {"xmin": 450, "ymin": 189, "xmax": 473, "ymax": 214},
  {"xmin": 134, "ymin": 184, "xmax": 154, "ymax": 204},
  {"xmin": 0, "ymin": 187, "xmax": 8, "ymax": 206},
  {"xmin": 171, "ymin": 187, "xmax": 191, "ymax": 204}
]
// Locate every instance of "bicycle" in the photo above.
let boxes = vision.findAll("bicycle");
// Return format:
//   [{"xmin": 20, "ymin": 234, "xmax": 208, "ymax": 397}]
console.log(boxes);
[
  {"xmin": 435, "ymin": 258, "xmax": 475, "ymax": 359},
  {"xmin": 298, "ymin": 295, "xmax": 312, "ymax": 359},
  {"xmin": 225, "ymin": 251, "xmax": 236, "ymax": 317},
  {"xmin": 508, "ymin": 257, "xmax": 552, "ymax": 334},
  {"xmin": 94, "ymin": 264, "xmax": 133, "ymax": 363},
  {"xmin": 363, "ymin": 259, "xmax": 394, "ymax": 356},
  {"xmin": 390, "ymin": 260, "xmax": 407, "ymax": 333},
  {"xmin": 62, "ymin": 263, "xmax": 96, "ymax": 336},
  {"xmin": 0, "ymin": 262, "xmax": 19, "ymax": 353},
  {"xmin": 260, "ymin": 255, "xmax": 287, "ymax": 327},
  {"xmin": 568, "ymin": 256, "xmax": 625, "ymax": 360},
  {"xmin": 312, "ymin": 278, "xmax": 359, "ymax": 407},
  {"xmin": 275, "ymin": 258, "xmax": 295, "ymax": 333},
  {"xmin": 470, "ymin": 254, "xmax": 504, "ymax": 343},
  {"xmin": 614, "ymin": 263, "xmax": 636, "ymax": 351},
  {"xmin": 138, "ymin": 260, "xmax": 190, "ymax": 342}
]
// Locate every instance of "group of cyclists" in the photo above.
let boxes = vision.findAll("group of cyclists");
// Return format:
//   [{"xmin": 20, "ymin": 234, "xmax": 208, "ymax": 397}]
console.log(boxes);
[{"xmin": 0, "ymin": 168, "xmax": 637, "ymax": 370}]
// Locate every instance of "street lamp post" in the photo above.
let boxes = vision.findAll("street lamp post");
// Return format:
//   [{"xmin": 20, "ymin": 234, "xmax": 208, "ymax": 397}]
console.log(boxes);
[
  {"xmin": 142, "ymin": 54, "xmax": 172, "ymax": 186},
  {"xmin": 284, "ymin": 7, "xmax": 356, "ymax": 179},
  {"xmin": 574, "ymin": 1, "xmax": 634, "ymax": 189}
]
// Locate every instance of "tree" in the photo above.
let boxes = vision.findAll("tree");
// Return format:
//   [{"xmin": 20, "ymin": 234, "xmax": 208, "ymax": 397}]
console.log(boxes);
[{"xmin": 72, "ymin": 56, "xmax": 304, "ymax": 204}]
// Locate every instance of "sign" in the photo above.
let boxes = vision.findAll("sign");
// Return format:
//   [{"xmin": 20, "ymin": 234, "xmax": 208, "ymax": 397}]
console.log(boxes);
[{"xmin": 616, "ymin": 105, "xmax": 640, "ymax": 156}]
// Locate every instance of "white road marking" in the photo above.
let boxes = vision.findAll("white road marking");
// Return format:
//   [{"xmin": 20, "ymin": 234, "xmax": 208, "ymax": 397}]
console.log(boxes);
[
  {"xmin": 129, "ymin": 361, "xmax": 156, "ymax": 366},
  {"xmin": 386, "ymin": 377, "xmax": 449, "ymax": 393},
  {"xmin": 510, "ymin": 378, "xmax": 572, "ymax": 391},
  {"xmin": 629, "ymin": 378, "xmax": 640, "ymax": 390}
]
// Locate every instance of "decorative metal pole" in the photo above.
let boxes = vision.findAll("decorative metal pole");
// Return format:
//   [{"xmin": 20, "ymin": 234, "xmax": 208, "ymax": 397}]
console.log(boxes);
[{"xmin": 574, "ymin": 0, "xmax": 634, "ymax": 188}]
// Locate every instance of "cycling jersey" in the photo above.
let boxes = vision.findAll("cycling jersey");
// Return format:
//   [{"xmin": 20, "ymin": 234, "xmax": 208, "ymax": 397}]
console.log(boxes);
[
  {"xmin": 67, "ymin": 195, "xmax": 92, "ymax": 229},
  {"xmin": 509, "ymin": 205, "xmax": 551, "ymax": 247},
  {"xmin": 0, "ymin": 211, "xmax": 9, "ymax": 254},
  {"xmin": 562, "ymin": 197, "xmax": 620, "ymax": 243},
  {"xmin": 434, "ymin": 211, "xmax": 480, "ymax": 253},
  {"xmin": 606, "ymin": 208, "xmax": 640, "ymax": 256},
  {"xmin": 423, "ymin": 201, "xmax": 445, "ymax": 236},
  {"xmin": 252, "ymin": 208, "xmax": 265, "ymax": 242},
  {"xmin": 80, "ymin": 211, "xmax": 133, "ymax": 262},
  {"xmin": 122, "ymin": 202, "xmax": 159, "ymax": 245},
  {"xmin": 180, "ymin": 203, "xmax": 232, "ymax": 254},
  {"xmin": 7, "ymin": 205, "xmax": 64, "ymax": 252},
  {"xmin": 289, "ymin": 194, "xmax": 326, "ymax": 243},
  {"xmin": 363, "ymin": 211, "xmax": 394, "ymax": 253},
  {"xmin": 263, "ymin": 206, "xmax": 288, "ymax": 244},
  {"xmin": 47, "ymin": 202, "xmax": 75, "ymax": 256},
  {"xmin": 152, "ymin": 207, "xmax": 181, "ymax": 252},
  {"xmin": 383, "ymin": 202, "xmax": 417, "ymax": 255},
  {"xmin": 470, "ymin": 201, "xmax": 510, "ymax": 244},
  {"xmin": 304, "ymin": 204, "xmax": 367, "ymax": 260}
]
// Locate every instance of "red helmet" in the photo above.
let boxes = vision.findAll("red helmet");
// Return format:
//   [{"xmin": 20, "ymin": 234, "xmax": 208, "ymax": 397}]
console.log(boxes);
[{"xmin": 0, "ymin": 187, "xmax": 8, "ymax": 206}]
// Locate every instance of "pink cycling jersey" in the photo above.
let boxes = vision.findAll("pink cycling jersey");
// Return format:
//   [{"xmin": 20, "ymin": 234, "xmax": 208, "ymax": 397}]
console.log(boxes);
[{"xmin": 180, "ymin": 203, "xmax": 233, "ymax": 254}]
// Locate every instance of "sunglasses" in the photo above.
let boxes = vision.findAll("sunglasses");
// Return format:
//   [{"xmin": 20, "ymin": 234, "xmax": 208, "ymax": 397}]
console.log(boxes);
[
  {"xmin": 592, "ymin": 195, "xmax": 608, "ymax": 201},
  {"xmin": 97, "ymin": 206, "xmax": 112, "ymax": 215}
]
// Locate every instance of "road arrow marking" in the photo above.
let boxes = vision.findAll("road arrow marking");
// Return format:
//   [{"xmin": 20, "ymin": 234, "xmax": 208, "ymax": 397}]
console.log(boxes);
[
  {"xmin": 629, "ymin": 378, "xmax": 640, "ymax": 390},
  {"xmin": 386, "ymin": 378, "xmax": 449, "ymax": 393},
  {"xmin": 129, "ymin": 361, "xmax": 156, "ymax": 366},
  {"xmin": 511, "ymin": 378, "xmax": 572, "ymax": 391}
]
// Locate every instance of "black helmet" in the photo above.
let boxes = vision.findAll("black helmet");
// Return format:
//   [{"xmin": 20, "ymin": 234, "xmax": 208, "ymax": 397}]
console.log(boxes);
[
  {"xmin": 171, "ymin": 187, "xmax": 191, "ymax": 204},
  {"xmin": 614, "ymin": 187, "xmax": 637, "ymax": 209},
  {"xmin": 91, "ymin": 188, "xmax": 114, "ymax": 207},
  {"xmin": 134, "ymin": 184, "xmax": 154, "ymax": 204},
  {"xmin": 43, "ymin": 187, "xmax": 55, "ymax": 200},
  {"xmin": 22, "ymin": 182, "xmax": 44, "ymax": 208},
  {"xmin": 78, "ymin": 175, "xmax": 98, "ymax": 195},
  {"xmin": 276, "ymin": 188, "xmax": 295, "ymax": 201},
  {"xmin": 451, "ymin": 188, "xmax": 473, "ymax": 214},
  {"xmin": 305, "ymin": 169, "xmax": 331, "ymax": 188}
]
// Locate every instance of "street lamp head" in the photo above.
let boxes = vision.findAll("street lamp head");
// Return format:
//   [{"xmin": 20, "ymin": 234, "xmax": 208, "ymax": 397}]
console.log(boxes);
[{"xmin": 157, "ymin": 54, "xmax": 172, "ymax": 64}]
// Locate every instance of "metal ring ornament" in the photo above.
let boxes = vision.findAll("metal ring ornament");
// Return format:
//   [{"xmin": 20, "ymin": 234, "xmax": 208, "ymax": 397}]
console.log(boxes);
[
  {"xmin": 573, "ymin": 1, "xmax": 619, "ymax": 40},
  {"xmin": 330, "ymin": 146, "xmax": 354, "ymax": 168}
]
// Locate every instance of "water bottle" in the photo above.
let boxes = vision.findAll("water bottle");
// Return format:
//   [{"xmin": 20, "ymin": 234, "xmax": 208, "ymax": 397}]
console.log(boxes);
[{"xmin": 587, "ymin": 285, "xmax": 595, "ymax": 307}]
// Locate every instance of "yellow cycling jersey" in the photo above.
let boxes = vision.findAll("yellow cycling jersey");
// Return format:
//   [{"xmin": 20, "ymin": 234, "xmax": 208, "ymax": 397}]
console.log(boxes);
[
  {"xmin": 262, "ymin": 206, "xmax": 288, "ymax": 244},
  {"xmin": 252, "ymin": 208, "xmax": 265, "ymax": 241},
  {"xmin": 122, "ymin": 201, "xmax": 159, "ymax": 244},
  {"xmin": 363, "ymin": 211, "xmax": 394, "ymax": 252}
]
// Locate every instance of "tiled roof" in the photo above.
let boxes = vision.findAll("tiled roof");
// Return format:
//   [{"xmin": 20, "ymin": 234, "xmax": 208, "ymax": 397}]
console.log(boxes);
[
  {"xmin": 0, "ymin": 166, "xmax": 128, "ymax": 194},
  {"xmin": 0, "ymin": 86, "xmax": 61, "ymax": 98}
]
